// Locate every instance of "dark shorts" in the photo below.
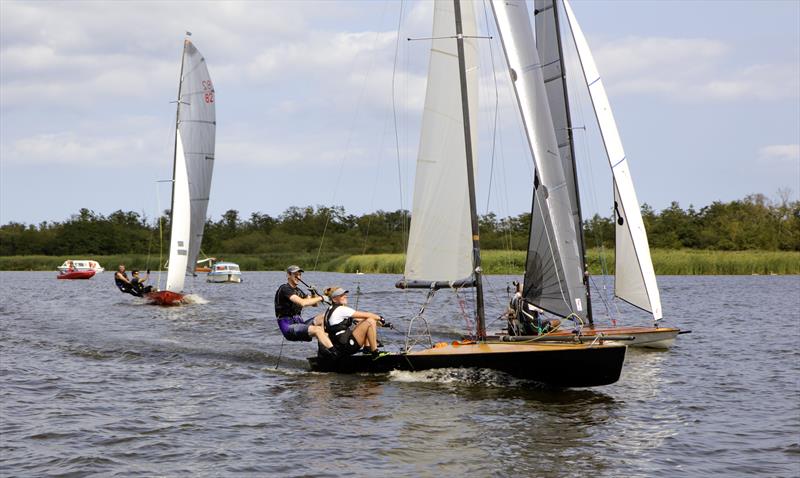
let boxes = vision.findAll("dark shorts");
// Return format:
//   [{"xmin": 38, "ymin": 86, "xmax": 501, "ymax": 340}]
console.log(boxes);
[
  {"xmin": 278, "ymin": 316, "xmax": 314, "ymax": 342},
  {"xmin": 332, "ymin": 328, "xmax": 362, "ymax": 355}
]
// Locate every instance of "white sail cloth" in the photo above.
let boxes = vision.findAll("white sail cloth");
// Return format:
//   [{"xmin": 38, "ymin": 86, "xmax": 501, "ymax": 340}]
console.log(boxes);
[
  {"xmin": 492, "ymin": 0, "xmax": 586, "ymax": 318},
  {"xmin": 404, "ymin": 0, "xmax": 479, "ymax": 283},
  {"xmin": 166, "ymin": 40, "xmax": 216, "ymax": 293},
  {"xmin": 562, "ymin": 0, "xmax": 662, "ymax": 320}
]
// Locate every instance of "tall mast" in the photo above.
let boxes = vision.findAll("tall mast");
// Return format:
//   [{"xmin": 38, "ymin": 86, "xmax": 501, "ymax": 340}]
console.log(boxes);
[
  {"xmin": 550, "ymin": 0, "xmax": 593, "ymax": 324},
  {"xmin": 169, "ymin": 38, "xmax": 189, "ymax": 226},
  {"xmin": 453, "ymin": 0, "xmax": 485, "ymax": 338}
]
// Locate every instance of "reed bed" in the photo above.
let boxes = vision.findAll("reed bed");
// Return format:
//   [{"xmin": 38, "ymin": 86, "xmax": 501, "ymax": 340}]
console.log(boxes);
[
  {"xmin": 324, "ymin": 249, "xmax": 800, "ymax": 275},
  {"xmin": 1, "ymin": 249, "xmax": 797, "ymax": 275}
]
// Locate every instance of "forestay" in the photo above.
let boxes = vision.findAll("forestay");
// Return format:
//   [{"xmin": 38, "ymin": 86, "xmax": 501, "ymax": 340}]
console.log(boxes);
[
  {"xmin": 562, "ymin": 0, "xmax": 662, "ymax": 320},
  {"xmin": 165, "ymin": 40, "xmax": 216, "ymax": 293},
  {"xmin": 491, "ymin": 0, "xmax": 586, "ymax": 319},
  {"xmin": 403, "ymin": 0, "xmax": 479, "ymax": 284}
]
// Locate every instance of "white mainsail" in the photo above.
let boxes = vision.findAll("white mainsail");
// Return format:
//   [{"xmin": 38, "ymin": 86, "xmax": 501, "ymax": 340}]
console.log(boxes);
[
  {"xmin": 165, "ymin": 40, "xmax": 216, "ymax": 293},
  {"xmin": 492, "ymin": 0, "xmax": 586, "ymax": 319},
  {"xmin": 534, "ymin": 0, "xmax": 586, "ymax": 278},
  {"xmin": 562, "ymin": 0, "xmax": 662, "ymax": 320},
  {"xmin": 403, "ymin": 0, "xmax": 479, "ymax": 283}
]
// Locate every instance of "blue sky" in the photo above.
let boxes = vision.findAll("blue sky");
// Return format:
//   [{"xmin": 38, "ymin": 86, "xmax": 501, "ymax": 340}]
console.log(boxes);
[{"xmin": 2, "ymin": 0, "xmax": 798, "ymax": 226}]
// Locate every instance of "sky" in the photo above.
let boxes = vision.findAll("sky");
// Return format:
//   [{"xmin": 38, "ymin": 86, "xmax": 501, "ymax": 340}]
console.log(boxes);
[{"xmin": 1, "ymin": 0, "xmax": 798, "ymax": 226}]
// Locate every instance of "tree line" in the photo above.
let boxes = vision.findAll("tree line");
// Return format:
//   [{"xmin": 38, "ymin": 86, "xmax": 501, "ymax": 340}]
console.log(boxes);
[{"xmin": 1, "ymin": 193, "xmax": 797, "ymax": 256}]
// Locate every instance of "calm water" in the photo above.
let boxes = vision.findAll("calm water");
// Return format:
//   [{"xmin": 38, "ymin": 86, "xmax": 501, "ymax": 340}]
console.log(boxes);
[{"xmin": 1, "ymin": 271, "xmax": 798, "ymax": 477}]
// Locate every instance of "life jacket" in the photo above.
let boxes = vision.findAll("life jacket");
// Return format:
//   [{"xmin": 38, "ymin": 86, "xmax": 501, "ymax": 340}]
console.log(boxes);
[
  {"xmin": 114, "ymin": 272, "xmax": 133, "ymax": 293},
  {"xmin": 324, "ymin": 304, "xmax": 355, "ymax": 348},
  {"xmin": 274, "ymin": 284, "xmax": 305, "ymax": 317},
  {"xmin": 130, "ymin": 277, "xmax": 146, "ymax": 297}
]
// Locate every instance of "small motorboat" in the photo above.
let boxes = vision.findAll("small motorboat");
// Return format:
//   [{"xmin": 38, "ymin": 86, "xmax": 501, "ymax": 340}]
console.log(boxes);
[
  {"xmin": 57, "ymin": 270, "xmax": 96, "ymax": 280},
  {"xmin": 57, "ymin": 260, "xmax": 104, "ymax": 274},
  {"xmin": 207, "ymin": 262, "xmax": 242, "ymax": 283}
]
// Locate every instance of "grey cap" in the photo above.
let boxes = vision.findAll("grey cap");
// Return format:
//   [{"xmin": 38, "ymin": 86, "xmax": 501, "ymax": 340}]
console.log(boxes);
[
  {"xmin": 286, "ymin": 265, "xmax": 304, "ymax": 274},
  {"xmin": 329, "ymin": 287, "xmax": 348, "ymax": 298}
]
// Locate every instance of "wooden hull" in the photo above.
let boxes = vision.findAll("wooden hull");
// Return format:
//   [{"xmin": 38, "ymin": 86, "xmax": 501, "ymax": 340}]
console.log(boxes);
[
  {"xmin": 309, "ymin": 342, "xmax": 627, "ymax": 388},
  {"xmin": 146, "ymin": 290, "xmax": 184, "ymax": 306},
  {"xmin": 57, "ymin": 270, "xmax": 96, "ymax": 280},
  {"xmin": 547, "ymin": 326, "xmax": 680, "ymax": 349}
]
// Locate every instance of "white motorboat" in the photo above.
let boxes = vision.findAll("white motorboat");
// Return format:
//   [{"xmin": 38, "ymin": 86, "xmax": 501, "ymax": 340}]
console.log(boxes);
[
  {"xmin": 207, "ymin": 262, "xmax": 241, "ymax": 283},
  {"xmin": 57, "ymin": 260, "xmax": 104, "ymax": 274}
]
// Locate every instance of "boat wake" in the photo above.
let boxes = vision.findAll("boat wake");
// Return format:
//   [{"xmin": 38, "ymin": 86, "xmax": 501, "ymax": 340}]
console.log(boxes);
[
  {"xmin": 182, "ymin": 294, "xmax": 208, "ymax": 305},
  {"xmin": 389, "ymin": 367, "xmax": 520, "ymax": 387}
]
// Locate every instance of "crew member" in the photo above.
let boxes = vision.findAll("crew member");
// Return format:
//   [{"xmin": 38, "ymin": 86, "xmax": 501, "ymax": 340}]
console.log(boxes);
[
  {"xmin": 274, "ymin": 265, "xmax": 338, "ymax": 359},
  {"xmin": 130, "ymin": 270, "xmax": 153, "ymax": 297},
  {"xmin": 114, "ymin": 264, "xmax": 136, "ymax": 296},
  {"xmin": 323, "ymin": 287, "xmax": 387, "ymax": 359}
]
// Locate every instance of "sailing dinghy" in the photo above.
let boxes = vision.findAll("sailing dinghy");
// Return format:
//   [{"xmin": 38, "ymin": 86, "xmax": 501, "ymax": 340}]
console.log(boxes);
[
  {"xmin": 309, "ymin": 0, "xmax": 626, "ymax": 388},
  {"xmin": 148, "ymin": 37, "xmax": 216, "ymax": 306},
  {"xmin": 497, "ymin": 0, "xmax": 680, "ymax": 348}
]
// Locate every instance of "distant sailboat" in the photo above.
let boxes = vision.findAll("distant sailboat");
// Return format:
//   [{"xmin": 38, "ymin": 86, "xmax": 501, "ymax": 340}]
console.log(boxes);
[
  {"xmin": 309, "ymin": 0, "xmax": 627, "ymax": 388},
  {"xmin": 148, "ymin": 37, "xmax": 216, "ymax": 306},
  {"xmin": 513, "ymin": 0, "xmax": 680, "ymax": 347}
]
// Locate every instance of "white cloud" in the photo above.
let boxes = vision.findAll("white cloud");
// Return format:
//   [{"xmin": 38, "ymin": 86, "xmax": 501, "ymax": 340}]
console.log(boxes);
[
  {"xmin": 1, "ymin": 116, "xmax": 172, "ymax": 167},
  {"xmin": 758, "ymin": 144, "xmax": 800, "ymax": 161},
  {"xmin": 591, "ymin": 36, "xmax": 799, "ymax": 101}
]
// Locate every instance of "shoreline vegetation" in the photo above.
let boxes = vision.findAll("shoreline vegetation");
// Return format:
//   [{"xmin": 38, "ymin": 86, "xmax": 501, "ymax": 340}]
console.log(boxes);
[
  {"xmin": 3, "ymin": 194, "xmax": 798, "ymax": 275},
  {"xmin": 3, "ymin": 249, "xmax": 798, "ymax": 275}
]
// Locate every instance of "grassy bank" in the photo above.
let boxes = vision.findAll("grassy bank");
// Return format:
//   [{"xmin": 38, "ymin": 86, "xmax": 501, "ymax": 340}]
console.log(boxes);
[
  {"xmin": 340, "ymin": 249, "xmax": 800, "ymax": 275},
  {"xmin": 2, "ymin": 249, "xmax": 798, "ymax": 275}
]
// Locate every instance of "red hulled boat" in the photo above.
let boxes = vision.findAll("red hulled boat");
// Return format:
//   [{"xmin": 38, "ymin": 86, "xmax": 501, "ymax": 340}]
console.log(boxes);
[
  {"xmin": 146, "ymin": 290, "xmax": 185, "ymax": 306},
  {"xmin": 57, "ymin": 270, "xmax": 96, "ymax": 280}
]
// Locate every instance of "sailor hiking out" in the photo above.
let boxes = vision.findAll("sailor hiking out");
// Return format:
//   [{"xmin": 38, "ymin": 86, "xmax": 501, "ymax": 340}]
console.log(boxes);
[
  {"xmin": 322, "ymin": 286, "xmax": 389, "ymax": 359},
  {"xmin": 274, "ymin": 265, "xmax": 338, "ymax": 359}
]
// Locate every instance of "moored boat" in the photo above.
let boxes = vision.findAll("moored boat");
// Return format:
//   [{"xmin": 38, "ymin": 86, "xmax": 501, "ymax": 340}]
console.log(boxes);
[
  {"xmin": 207, "ymin": 262, "xmax": 241, "ymax": 283},
  {"xmin": 195, "ymin": 257, "xmax": 216, "ymax": 273},
  {"xmin": 57, "ymin": 260, "xmax": 104, "ymax": 274},
  {"xmin": 57, "ymin": 270, "xmax": 96, "ymax": 280}
]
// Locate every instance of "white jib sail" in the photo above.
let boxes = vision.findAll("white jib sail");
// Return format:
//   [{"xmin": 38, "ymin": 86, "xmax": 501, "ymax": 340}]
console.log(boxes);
[
  {"xmin": 492, "ymin": 0, "xmax": 586, "ymax": 315},
  {"xmin": 404, "ymin": 0, "xmax": 479, "ymax": 283},
  {"xmin": 166, "ymin": 129, "xmax": 191, "ymax": 293},
  {"xmin": 562, "ymin": 0, "xmax": 662, "ymax": 320}
]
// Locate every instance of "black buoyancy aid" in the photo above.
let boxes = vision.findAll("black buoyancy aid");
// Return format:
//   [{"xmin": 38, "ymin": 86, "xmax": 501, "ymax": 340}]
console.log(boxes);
[
  {"xmin": 323, "ymin": 304, "xmax": 353, "ymax": 347},
  {"xmin": 274, "ymin": 284, "xmax": 305, "ymax": 317},
  {"xmin": 114, "ymin": 272, "xmax": 133, "ymax": 293}
]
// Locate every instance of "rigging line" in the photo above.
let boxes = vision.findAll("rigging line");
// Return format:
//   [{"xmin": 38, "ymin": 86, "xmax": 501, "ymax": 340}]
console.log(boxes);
[
  {"xmin": 494, "ymin": 109, "xmax": 516, "ymax": 254},
  {"xmin": 481, "ymin": 0, "xmax": 500, "ymax": 216},
  {"xmin": 312, "ymin": 1, "xmax": 392, "ymax": 271},
  {"xmin": 392, "ymin": 0, "xmax": 408, "ymax": 256},
  {"xmin": 362, "ymin": 115, "xmax": 392, "ymax": 255},
  {"xmin": 557, "ymin": 9, "xmax": 609, "ymax": 285},
  {"xmin": 407, "ymin": 34, "xmax": 493, "ymax": 41}
]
